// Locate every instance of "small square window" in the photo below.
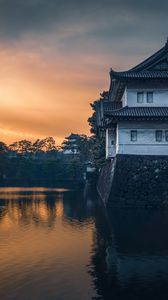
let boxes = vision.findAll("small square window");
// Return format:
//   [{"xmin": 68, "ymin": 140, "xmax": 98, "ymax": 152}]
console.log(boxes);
[
  {"xmin": 147, "ymin": 92, "xmax": 153, "ymax": 103},
  {"xmin": 131, "ymin": 130, "xmax": 137, "ymax": 142},
  {"xmin": 155, "ymin": 130, "xmax": 162, "ymax": 142},
  {"xmin": 137, "ymin": 92, "xmax": 144, "ymax": 103},
  {"xmin": 165, "ymin": 130, "xmax": 168, "ymax": 142}
]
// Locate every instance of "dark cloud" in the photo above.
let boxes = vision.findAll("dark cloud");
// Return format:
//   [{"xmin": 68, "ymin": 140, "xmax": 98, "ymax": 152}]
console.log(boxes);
[{"xmin": 0, "ymin": 0, "xmax": 167, "ymax": 39}]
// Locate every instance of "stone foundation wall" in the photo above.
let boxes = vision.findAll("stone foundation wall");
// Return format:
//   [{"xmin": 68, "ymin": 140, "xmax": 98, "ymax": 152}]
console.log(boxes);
[
  {"xmin": 97, "ymin": 159, "xmax": 116, "ymax": 205},
  {"xmin": 97, "ymin": 155, "xmax": 168, "ymax": 208}
]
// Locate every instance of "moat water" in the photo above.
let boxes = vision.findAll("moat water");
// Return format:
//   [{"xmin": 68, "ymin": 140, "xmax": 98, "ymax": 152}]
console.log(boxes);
[{"xmin": 1, "ymin": 187, "xmax": 168, "ymax": 299}]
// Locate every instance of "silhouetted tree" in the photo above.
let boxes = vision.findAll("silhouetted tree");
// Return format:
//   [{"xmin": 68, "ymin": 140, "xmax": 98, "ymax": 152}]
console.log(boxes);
[
  {"xmin": 9, "ymin": 140, "xmax": 32, "ymax": 155},
  {"xmin": 32, "ymin": 137, "xmax": 56, "ymax": 154},
  {"xmin": 76, "ymin": 135, "xmax": 92, "ymax": 162},
  {"xmin": 88, "ymin": 91, "xmax": 108, "ymax": 168},
  {"xmin": 0, "ymin": 141, "xmax": 8, "ymax": 154}
]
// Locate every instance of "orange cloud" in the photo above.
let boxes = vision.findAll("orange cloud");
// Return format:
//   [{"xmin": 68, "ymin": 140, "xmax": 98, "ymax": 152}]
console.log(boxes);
[
  {"xmin": 0, "ymin": 42, "xmax": 104, "ymax": 145},
  {"xmin": 0, "ymin": 32, "xmax": 147, "ymax": 145}
]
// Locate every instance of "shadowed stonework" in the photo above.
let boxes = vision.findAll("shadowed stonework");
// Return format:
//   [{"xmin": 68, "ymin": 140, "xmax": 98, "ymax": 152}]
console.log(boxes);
[{"xmin": 98, "ymin": 155, "xmax": 168, "ymax": 208}]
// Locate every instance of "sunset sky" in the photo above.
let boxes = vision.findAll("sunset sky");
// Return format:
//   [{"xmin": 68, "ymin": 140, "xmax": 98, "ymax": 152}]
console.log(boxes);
[{"xmin": 0, "ymin": 0, "xmax": 168, "ymax": 145}]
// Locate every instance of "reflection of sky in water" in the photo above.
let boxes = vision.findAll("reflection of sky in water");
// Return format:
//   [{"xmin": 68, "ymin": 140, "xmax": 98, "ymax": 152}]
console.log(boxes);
[
  {"xmin": 0, "ymin": 188, "xmax": 96, "ymax": 300},
  {"xmin": 0, "ymin": 187, "xmax": 71, "ymax": 201},
  {"xmin": 0, "ymin": 187, "xmax": 70, "ymax": 192},
  {"xmin": 1, "ymin": 188, "xmax": 168, "ymax": 300}
]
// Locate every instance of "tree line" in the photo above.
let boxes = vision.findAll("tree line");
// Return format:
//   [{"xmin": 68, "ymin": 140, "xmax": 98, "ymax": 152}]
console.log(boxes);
[
  {"xmin": 0, "ymin": 135, "xmax": 91, "ymax": 160},
  {"xmin": 0, "ymin": 134, "xmax": 95, "ymax": 185},
  {"xmin": 0, "ymin": 97, "xmax": 107, "ymax": 186}
]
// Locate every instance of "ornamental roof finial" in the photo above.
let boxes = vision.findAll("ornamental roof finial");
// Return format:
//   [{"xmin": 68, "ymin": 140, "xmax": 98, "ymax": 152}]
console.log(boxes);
[{"xmin": 165, "ymin": 37, "xmax": 168, "ymax": 48}]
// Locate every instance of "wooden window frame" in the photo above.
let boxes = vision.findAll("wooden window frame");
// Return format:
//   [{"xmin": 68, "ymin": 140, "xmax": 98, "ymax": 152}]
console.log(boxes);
[
  {"xmin": 155, "ymin": 130, "xmax": 163, "ymax": 142},
  {"xmin": 137, "ymin": 92, "xmax": 144, "ymax": 103},
  {"xmin": 130, "ymin": 130, "xmax": 137, "ymax": 142},
  {"xmin": 147, "ymin": 91, "xmax": 153, "ymax": 103}
]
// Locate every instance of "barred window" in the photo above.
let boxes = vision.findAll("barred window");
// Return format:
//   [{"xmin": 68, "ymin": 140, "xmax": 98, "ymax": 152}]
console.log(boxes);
[
  {"xmin": 147, "ymin": 92, "xmax": 153, "ymax": 103},
  {"xmin": 155, "ymin": 130, "xmax": 163, "ymax": 142},
  {"xmin": 131, "ymin": 130, "xmax": 137, "ymax": 142},
  {"xmin": 137, "ymin": 92, "xmax": 144, "ymax": 103}
]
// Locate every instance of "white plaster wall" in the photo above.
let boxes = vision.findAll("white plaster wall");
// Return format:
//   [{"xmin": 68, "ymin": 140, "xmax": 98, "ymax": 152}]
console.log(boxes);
[
  {"xmin": 121, "ymin": 87, "xmax": 127, "ymax": 106},
  {"xmin": 106, "ymin": 128, "xmax": 116, "ymax": 158},
  {"xmin": 126, "ymin": 90, "xmax": 168, "ymax": 107},
  {"xmin": 117, "ymin": 121, "xmax": 168, "ymax": 155}
]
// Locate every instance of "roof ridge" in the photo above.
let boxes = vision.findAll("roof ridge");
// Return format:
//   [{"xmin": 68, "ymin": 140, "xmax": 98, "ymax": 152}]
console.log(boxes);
[
  {"xmin": 129, "ymin": 45, "xmax": 166, "ymax": 72},
  {"xmin": 165, "ymin": 37, "xmax": 168, "ymax": 49},
  {"xmin": 110, "ymin": 70, "xmax": 168, "ymax": 79},
  {"xmin": 110, "ymin": 41, "xmax": 168, "ymax": 74}
]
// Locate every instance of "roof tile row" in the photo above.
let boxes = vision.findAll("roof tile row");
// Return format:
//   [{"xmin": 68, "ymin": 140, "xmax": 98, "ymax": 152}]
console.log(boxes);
[
  {"xmin": 111, "ymin": 71, "xmax": 168, "ymax": 79},
  {"xmin": 104, "ymin": 106, "xmax": 168, "ymax": 119}
]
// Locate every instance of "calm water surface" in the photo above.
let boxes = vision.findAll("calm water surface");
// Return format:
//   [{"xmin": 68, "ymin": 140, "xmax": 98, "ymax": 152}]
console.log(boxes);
[{"xmin": 1, "ymin": 187, "xmax": 168, "ymax": 299}]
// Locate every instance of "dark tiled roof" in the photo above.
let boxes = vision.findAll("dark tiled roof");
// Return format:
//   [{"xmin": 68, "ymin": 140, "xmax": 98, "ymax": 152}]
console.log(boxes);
[
  {"xmin": 111, "ymin": 70, "xmax": 168, "ymax": 79},
  {"xmin": 105, "ymin": 106, "xmax": 168, "ymax": 120},
  {"xmin": 108, "ymin": 42, "xmax": 168, "ymax": 102},
  {"xmin": 103, "ymin": 101, "xmax": 122, "ymax": 111},
  {"xmin": 130, "ymin": 45, "xmax": 167, "ymax": 72}
]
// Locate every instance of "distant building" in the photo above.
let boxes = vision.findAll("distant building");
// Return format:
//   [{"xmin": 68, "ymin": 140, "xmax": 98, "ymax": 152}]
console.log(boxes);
[
  {"xmin": 62, "ymin": 133, "xmax": 80, "ymax": 155},
  {"xmin": 96, "ymin": 40, "xmax": 168, "ymax": 158}
]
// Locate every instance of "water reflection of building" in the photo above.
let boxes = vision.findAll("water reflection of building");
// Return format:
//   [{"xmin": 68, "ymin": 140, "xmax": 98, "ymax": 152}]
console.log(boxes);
[
  {"xmin": 90, "ymin": 207, "xmax": 168, "ymax": 300},
  {"xmin": 62, "ymin": 190, "xmax": 95, "ymax": 227}
]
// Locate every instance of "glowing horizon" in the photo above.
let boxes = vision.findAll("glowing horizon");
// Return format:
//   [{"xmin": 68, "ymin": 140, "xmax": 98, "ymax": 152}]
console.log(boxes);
[{"xmin": 0, "ymin": 0, "xmax": 167, "ymax": 145}]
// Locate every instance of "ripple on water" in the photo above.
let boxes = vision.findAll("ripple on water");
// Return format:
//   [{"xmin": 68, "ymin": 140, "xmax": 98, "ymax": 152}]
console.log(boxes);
[{"xmin": 0, "ymin": 187, "xmax": 98, "ymax": 300}]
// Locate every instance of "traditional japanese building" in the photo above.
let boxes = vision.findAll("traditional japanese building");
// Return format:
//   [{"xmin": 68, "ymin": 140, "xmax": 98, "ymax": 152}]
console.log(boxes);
[{"xmin": 96, "ymin": 40, "xmax": 168, "ymax": 158}]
